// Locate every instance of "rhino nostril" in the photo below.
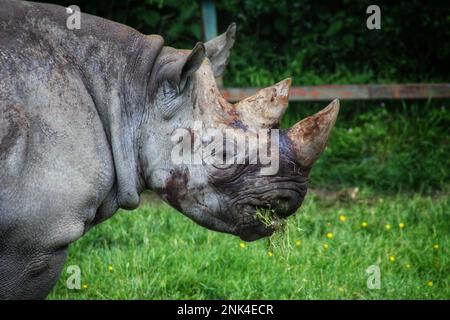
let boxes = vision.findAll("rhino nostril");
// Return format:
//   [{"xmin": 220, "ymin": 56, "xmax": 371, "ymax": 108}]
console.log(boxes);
[{"xmin": 272, "ymin": 196, "xmax": 297, "ymax": 218}]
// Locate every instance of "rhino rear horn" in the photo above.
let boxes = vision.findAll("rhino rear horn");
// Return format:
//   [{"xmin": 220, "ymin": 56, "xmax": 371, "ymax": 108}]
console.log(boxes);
[
  {"xmin": 204, "ymin": 23, "xmax": 236, "ymax": 77},
  {"xmin": 233, "ymin": 78, "xmax": 291, "ymax": 129},
  {"xmin": 287, "ymin": 99, "xmax": 340, "ymax": 167}
]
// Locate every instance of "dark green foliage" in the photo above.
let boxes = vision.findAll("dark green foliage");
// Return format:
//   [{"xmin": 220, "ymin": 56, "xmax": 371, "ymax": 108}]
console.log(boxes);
[
  {"xmin": 47, "ymin": 0, "xmax": 450, "ymax": 85},
  {"xmin": 219, "ymin": 0, "xmax": 450, "ymax": 86}
]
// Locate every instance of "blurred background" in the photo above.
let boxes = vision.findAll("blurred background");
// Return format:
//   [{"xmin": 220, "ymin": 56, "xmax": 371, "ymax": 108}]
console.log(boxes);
[{"xmin": 41, "ymin": 0, "xmax": 450, "ymax": 299}]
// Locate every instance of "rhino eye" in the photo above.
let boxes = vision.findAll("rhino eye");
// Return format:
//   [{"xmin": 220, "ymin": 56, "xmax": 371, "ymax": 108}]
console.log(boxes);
[
  {"xmin": 159, "ymin": 81, "xmax": 184, "ymax": 120},
  {"xmin": 163, "ymin": 81, "xmax": 178, "ymax": 98}
]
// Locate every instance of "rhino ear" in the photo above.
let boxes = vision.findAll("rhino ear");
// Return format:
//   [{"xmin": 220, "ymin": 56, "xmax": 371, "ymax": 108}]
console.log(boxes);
[
  {"xmin": 204, "ymin": 23, "xmax": 236, "ymax": 77},
  {"xmin": 178, "ymin": 42, "xmax": 206, "ymax": 91}
]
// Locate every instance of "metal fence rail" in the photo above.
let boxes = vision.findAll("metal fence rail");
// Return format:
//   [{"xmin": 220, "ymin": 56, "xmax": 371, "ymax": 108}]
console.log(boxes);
[{"xmin": 221, "ymin": 84, "xmax": 450, "ymax": 102}]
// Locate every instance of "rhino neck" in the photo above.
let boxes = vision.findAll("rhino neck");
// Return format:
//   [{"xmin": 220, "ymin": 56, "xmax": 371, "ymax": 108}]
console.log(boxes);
[
  {"xmin": 73, "ymin": 31, "xmax": 164, "ymax": 210},
  {"xmin": 25, "ymin": 2, "xmax": 165, "ymax": 209},
  {"xmin": 75, "ymin": 34, "xmax": 164, "ymax": 210}
]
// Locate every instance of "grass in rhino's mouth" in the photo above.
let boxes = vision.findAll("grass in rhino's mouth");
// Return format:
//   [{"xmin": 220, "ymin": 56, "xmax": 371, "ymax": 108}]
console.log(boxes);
[
  {"xmin": 255, "ymin": 206, "xmax": 295, "ymax": 256},
  {"xmin": 254, "ymin": 206, "xmax": 278, "ymax": 228},
  {"xmin": 255, "ymin": 206, "xmax": 287, "ymax": 230}
]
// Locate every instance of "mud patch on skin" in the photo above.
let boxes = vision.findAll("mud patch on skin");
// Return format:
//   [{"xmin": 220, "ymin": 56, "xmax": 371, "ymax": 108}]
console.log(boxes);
[
  {"xmin": 230, "ymin": 119, "xmax": 248, "ymax": 131},
  {"xmin": 157, "ymin": 168, "xmax": 190, "ymax": 211}
]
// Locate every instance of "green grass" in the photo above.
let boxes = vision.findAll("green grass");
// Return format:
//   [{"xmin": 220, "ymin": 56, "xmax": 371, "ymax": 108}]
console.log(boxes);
[{"xmin": 48, "ymin": 192, "xmax": 449, "ymax": 300}]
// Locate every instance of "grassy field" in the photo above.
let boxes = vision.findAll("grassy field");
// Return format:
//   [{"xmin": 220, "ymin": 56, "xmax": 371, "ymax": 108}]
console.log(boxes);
[
  {"xmin": 48, "ymin": 100, "xmax": 449, "ymax": 299},
  {"xmin": 48, "ymin": 191, "xmax": 449, "ymax": 300}
]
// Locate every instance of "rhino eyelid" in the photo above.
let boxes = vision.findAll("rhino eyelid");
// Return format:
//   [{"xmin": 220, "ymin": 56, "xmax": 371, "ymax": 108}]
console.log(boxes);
[
  {"xmin": 161, "ymin": 88, "xmax": 184, "ymax": 119},
  {"xmin": 163, "ymin": 81, "xmax": 177, "ymax": 96}
]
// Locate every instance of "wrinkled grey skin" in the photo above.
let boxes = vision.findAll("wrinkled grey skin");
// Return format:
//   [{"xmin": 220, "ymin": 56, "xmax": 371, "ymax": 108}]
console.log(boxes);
[{"xmin": 0, "ymin": 1, "xmax": 314, "ymax": 299}]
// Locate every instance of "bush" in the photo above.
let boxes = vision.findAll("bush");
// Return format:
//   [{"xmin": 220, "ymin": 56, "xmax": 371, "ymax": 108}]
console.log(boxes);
[{"xmin": 49, "ymin": 0, "xmax": 450, "ymax": 85}]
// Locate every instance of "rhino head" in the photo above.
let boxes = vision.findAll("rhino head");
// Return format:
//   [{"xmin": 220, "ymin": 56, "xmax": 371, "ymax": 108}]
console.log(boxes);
[{"xmin": 139, "ymin": 24, "xmax": 339, "ymax": 241}]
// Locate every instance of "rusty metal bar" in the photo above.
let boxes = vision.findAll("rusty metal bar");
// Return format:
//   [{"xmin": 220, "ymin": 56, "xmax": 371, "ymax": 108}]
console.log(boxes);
[{"xmin": 221, "ymin": 84, "xmax": 450, "ymax": 102}]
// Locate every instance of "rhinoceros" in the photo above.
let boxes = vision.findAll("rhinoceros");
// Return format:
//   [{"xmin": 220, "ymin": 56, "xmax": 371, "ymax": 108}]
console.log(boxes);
[{"xmin": 0, "ymin": 0, "xmax": 339, "ymax": 299}]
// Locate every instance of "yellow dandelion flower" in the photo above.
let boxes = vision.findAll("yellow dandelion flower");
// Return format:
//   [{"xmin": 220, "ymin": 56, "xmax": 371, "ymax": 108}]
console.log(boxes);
[
  {"xmin": 82, "ymin": 284, "xmax": 88, "ymax": 289},
  {"xmin": 239, "ymin": 242, "xmax": 246, "ymax": 249},
  {"xmin": 399, "ymin": 222, "xmax": 405, "ymax": 229},
  {"xmin": 433, "ymin": 244, "xmax": 439, "ymax": 250},
  {"xmin": 108, "ymin": 265, "xmax": 113, "ymax": 272},
  {"xmin": 339, "ymin": 215, "xmax": 347, "ymax": 222},
  {"xmin": 323, "ymin": 243, "xmax": 329, "ymax": 250},
  {"xmin": 389, "ymin": 255, "xmax": 395, "ymax": 262},
  {"xmin": 385, "ymin": 224, "xmax": 391, "ymax": 230},
  {"xmin": 427, "ymin": 281, "xmax": 433, "ymax": 287},
  {"xmin": 295, "ymin": 240, "xmax": 301, "ymax": 247},
  {"xmin": 267, "ymin": 251, "xmax": 273, "ymax": 257},
  {"xmin": 326, "ymin": 232, "xmax": 334, "ymax": 239},
  {"xmin": 361, "ymin": 222, "xmax": 368, "ymax": 228}
]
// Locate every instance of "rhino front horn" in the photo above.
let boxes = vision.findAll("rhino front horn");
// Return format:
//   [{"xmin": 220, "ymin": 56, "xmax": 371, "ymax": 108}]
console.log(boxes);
[{"xmin": 287, "ymin": 99, "xmax": 340, "ymax": 167}]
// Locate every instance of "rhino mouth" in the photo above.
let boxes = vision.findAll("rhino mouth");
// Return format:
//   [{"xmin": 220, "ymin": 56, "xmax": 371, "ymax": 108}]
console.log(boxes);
[{"xmin": 235, "ymin": 205, "xmax": 284, "ymax": 241}]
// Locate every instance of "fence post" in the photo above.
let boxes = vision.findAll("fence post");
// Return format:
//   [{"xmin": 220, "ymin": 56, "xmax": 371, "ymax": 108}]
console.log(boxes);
[
  {"xmin": 201, "ymin": 0, "xmax": 218, "ymax": 41},
  {"xmin": 201, "ymin": 0, "xmax": 224, "ymax": 87}
]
